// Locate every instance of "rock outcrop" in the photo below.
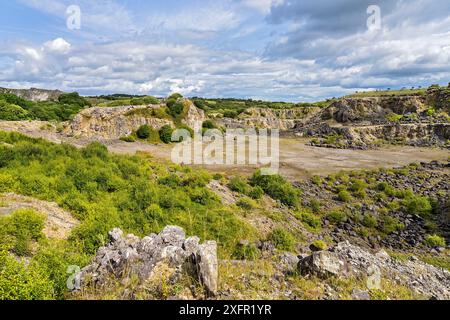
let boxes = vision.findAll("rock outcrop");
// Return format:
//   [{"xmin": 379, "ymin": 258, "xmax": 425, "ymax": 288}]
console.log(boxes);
[
  {"xmin": 64, "ymin": 105, "xmax": 172, "ymax": 139},
  {"xmin": 299, "ymin": 241, "xmax": 450, "ymax": 300},
  {"xmin": 0, "ymin": 87, "xmax": 64, "ymax": 102},
  {"xmin": 216, "ymin": 107, "xmax": 321, "ymax": 131},
  {"xmin": 73, "ymin": 226, "xmax": 218, "ymax": 297}
]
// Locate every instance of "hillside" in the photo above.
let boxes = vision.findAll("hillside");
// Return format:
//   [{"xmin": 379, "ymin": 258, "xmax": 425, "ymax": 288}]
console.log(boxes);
[{"xmin": 0, "ymin": 85, "xmax": 448, "ymax": 301}]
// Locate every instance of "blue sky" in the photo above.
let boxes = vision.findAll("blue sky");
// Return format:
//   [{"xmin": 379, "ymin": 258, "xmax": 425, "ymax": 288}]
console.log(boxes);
[{"xmin": 0, "ymin": 0, "xmax": 449, "ymax": 101}]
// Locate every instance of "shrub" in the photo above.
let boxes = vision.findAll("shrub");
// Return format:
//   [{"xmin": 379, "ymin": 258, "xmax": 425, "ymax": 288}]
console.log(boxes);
[
  {"xmin": 159, "ymin": 125, "xmax": 174, "ymax": 143},
  {"xmin": 300, "ymin": 212, "xmax": 321, "ymax": 230},
  {"xmin": 236, "ymin": 197, "xmax": 257, "ymax": 210},
  {"xmin": 202, "ymin": 120, "xmax": 216, "ymax": 129},
  {"xmin": 380, "ymin": 216, "xmax": 404, "ymax": 234},
  {"xmin": 250, "ymin": 170, "xmax": 299, "ymax": 207},
  {"xmin": 0, "ymin": 248, "xmax": 54, "ymax": 300},
  {"xmin": 424, "ymin": 234, "xmax": 446, "ymax": 247},
  {"xmin": 326, "ymin": 210, "xmax": 347, "ymax": 224},
  {"xmin": 248, "ymin": 186, "xmax": 264, "ymax": 200},
  {"xmin": 337, "ymin": 190, "xmax": 351, "ymax": 202},
  {"xmin": 120, "ymin": 135, "xmax": 136, "ymax": 143},
  {"xmin": 232, "ymin": 242, "xmax": 261, "ymax": 260},
  {"xmin": 168, "ymin": 93, "xmax": 183, "ymax": 100},
  {"xmin": 0, "ymin": 101, "xmax": 29, "ymax": 120},
  {"xmin": 311, "ymin": 240, "xmax": 327, "ymax": 251},
  {"xmin": 311, "ymin": 175, "xmax": 323, "ymax": 186},
  {"xmin": 167, "ymin": 101, "xmax": 184, "ymax": 117},
  {"xmin": 404, "ymin": 196, "xmax": 432, "ymax": 217},
  {"xmin": 0, "ymin": 209, "xmax": 45, "ymax": 256},
  {"xmin": 386, "ymin": 112, "xmax": 403, "ymax": 122},
  {"xmin": 349, "ymin": 179, "xmax": 367, "ymax": 192},
  {"xmin": 310, "ymin": 199, "xmax": 322, "ymax": 213},
  {"xmin": 268, "ymin": 228, "xmax": 295, "ymax": 251},
  {"xmin": 58, "ymin": 92, "xmax": 90, "ymax": 108},
  {"xmin": 362, "ymin": 214, "xmax": 378, "ymax": 228},
  {"xmin": 228, "ymin": 176, "xmax": 251, "ymax": 194},
  {"xmin": 136, "ymin": 124, "xmax": 151, "ymax": 139}
]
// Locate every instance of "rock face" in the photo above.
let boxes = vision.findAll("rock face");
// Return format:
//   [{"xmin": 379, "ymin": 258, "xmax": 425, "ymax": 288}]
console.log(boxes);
[
  {"xmin": 299, "ymin": 241, "xmax": 450, "ymax": 300},
  {"xmin": 0, "ymin": 87, "xmax": 64, "ymax": 102},
  {"xmin": 64, "ymin": 100, "xmax": 206, "ymax": 139},
  {"xmin": 64, "ymin": 105, "xmax": 172, "ymax": 139},
  {"xmin": 324, "ymin": 96, "xmax": 428, "ymax": 124},
  {"xmin": 216, "ymin": 107, "xmax": 321, "ymax": 131},
  {"xmin": 73, "ymin": 226, "xmax": 219, "ymax": 297}
]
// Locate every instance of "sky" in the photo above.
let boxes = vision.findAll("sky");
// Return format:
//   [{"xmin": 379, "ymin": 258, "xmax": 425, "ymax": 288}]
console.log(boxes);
[{"xmin": 0, "ymin": 0, "xmax": 449, "ymax": 102}]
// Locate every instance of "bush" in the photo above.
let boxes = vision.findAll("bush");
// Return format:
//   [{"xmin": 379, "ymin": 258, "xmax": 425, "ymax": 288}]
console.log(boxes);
[
  {"xmin": 236, "ymin": 197, "xmax": 257, "ymax": 210},
  {"xmin": 349, "ymin": 179, "xmax": 367, "ymax": 192},
  {"xmin": 300, "ymin": 212, "xmax": 321, "ymax": 230},
  {"xmin": 268, "ymin": 228, "xmax": 295, "ymax": 251},
  {"xmin": 404, "ymin": 196, "xmax": 432, "ymax": 217},
  {"xmin": 250, "ymin": 170, "xmax": 299, "ymax": 207},
  {"xmin": 424, "ymin": 234, "xmax": 446, "ymax": 247},
  {"xmin": 202, "ymin": 120, "xmax": 216, "ymax": 129},
  {"xmin": 233, "ymin": 242, "xmax": 260, "ymax": 260},
  {"xmin": 311, "ymin": 240, "xmax": 327, "ymax": 251},
  {"xmin": 0, "ymin": 248, "xmax": 54, "ymax": 300},
  {"xmin": 0, "ymin": 209, "xmax": 45, "ymax": 256},
  {"xmin": 58, "ymin": 92, "xmax": 90, "ymax": 108},
  {"xmin": 362, "ymin": 214, "xmax": 378, "ymax": 228},
  {"xmin": 136, "ymin": 124, "xmax": 151, "ymax": 139},
  {"xmin": 248, "ymin": 186, "xmax": 264, "ymax": 200},
  {"xmin": 228, "ymin": 176, "xmax": 251, "ymax": 194},
  {"xmin": 0, "ymin": 101, "xmax": 29, "ymax": 120},
  {"xmin": 326, "ymin": 210, "xmax": 347, "ymax": 224},
  {"xmin": 309, "ymin": 199, "xmax": 322, "ymax": 213},
  {"xmin": 167, "ymin": 101, "xmax": 184, "ymax": 117},
  {"xmin": 159, "ymin": 125, "xmax": 174, "ymax": 143},
  {"xmin": 337, "ymin": 190, "xmax": 351, "ymax": 202},
  {"xmin": 380, "ymin": 216, "xmax": 404, "ymax": 234}
]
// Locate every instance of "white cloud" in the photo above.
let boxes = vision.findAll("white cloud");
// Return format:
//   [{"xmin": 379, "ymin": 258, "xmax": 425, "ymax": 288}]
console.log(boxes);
[
  {"xmin": 44, "ymin": 38, "xmax": 71, "ymax": 54},
  {"xmin": 242, "ymin": 0, "xmax": 284, "ymax": 14}
]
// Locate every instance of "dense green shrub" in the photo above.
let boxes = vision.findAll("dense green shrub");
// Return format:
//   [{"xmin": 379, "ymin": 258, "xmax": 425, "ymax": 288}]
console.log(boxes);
[
  {"xmin": 236, "ymin": 197, "xmax": 257, "ymax": 210},
  {"xmin": 58, "ymin": 92, "xmax": 90, "ymax": 108},
  {"xmin": 202, "ymin": 120, "xmax": 216, "ymax": 129},
  {"xmin": 0, "ymin": 101, "xmax": 29, "ymax": 120},
  {"xmin": 0, "ymin": 248, "xmax": 55, "ymax": 300},
  {"xmin": 228, "ymin": 176, "xmax": 251, "ymax": 194},
  {"xmin": 300, "ymin": 212, "xmax": 321, "ymax": 230},
  {"xmin": 424, "ymin": 234, "xmax": 446, "ymax": 247},
  {"xmin": 268, "ymin": 228, "xmax": 295, "ymax": 251},
  {"xmin": 362, "ymin": 214, "xmax": 378, "ymax": 228},
  {"xmin": 167, "ymin": 101, "xmax": 184, "ymax": 117},
  {"xmin": 380, "ymin": 216, "xmax": 404, "ymax": 234},
  {"xmin": 404, "ymin": 196, "xmax": 432, "ymax": 217},
  {"xmin": 136, "ymin": 124, "xmax": 151, "ymax": 139},
  {"xmin": 248, "ymin": 186, "xmax": 264, "ymax": 200},
  {"xmin": 337, "ymin": 190, "xmax": 351, "ymax": 202},
  {"xmin": 159, "ymin": 125, "xmax": 174, "ymax": 143},
  {"xmin": 326, "ymin": 210, "xmax": 347, "ymax": 224},
  {"xmin": 232, "ymin": 242, "xmax": 260, "ymax": 260},
  {"xmin": 0, "ymin": 209, "xmax": 45, "ymax": 256},
  {"xmin": 250, "ymin": 170, "xmax": 299, "ymax": 207}
]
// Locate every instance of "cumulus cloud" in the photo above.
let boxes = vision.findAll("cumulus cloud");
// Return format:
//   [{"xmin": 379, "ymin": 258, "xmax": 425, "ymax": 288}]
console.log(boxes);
[{"xmin": 2, "ymin": 0, "xmax": 450, "ymax": 100}]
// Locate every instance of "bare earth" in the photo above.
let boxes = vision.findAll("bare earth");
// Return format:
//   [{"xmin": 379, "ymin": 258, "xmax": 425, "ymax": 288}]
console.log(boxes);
[{"xmin": 1, "ymin": 120, "xmax": 449, "ymax": 180}]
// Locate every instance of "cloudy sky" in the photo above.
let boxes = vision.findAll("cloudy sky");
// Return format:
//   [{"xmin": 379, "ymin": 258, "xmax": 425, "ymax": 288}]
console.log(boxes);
[{"xmin": 0, "ymin": 0, "xmax": 449, "ymax": 101}]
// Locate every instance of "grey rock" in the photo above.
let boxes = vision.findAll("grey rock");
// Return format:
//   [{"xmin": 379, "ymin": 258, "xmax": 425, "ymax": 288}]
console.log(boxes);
[
  {"xmin": 197, "ymin": 241, "xmax": 219, "ymax": 296},
  {"xmin": 352, "ymin": 289, "xmax": 370, "ymax": 300},
  {"xmin": 74, "ymin": 226, "xmax": 218, "ymax": 298},
  {"xmin": 299, "ymin": 251, "xmax": 347, "ymax": 279}
]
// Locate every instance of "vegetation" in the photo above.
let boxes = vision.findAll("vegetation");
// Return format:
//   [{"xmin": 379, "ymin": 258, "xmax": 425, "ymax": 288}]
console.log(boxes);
[
  {"xmin": 268, "ymin": 228, "xmax": 295, "ymax": 251},
  {"xmin": 136, "ymin": 124, "xmax": 151, "ymax": 139},
  {"xmin": 424, "ymin": 234, "xmax": 446, "ymax": 247},
  {"xmin": 250, "ymin": 170, "xmax": 299, "ymax": 207},
  {"xmin": 0, "ymin": 92, "xmax": 91, "ymax": 121},
  {"xmin": 159, "ymin": 125, "xmax": 174, "ymax": 143},
  {"xmin": 0, "ymin": 131, "xmax": 258, "ymax": 298}
]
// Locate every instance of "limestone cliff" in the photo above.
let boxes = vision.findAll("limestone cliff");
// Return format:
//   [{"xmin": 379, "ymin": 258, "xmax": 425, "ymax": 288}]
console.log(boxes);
[
  {"xmin": 216, "ymin": 106, "xmax": 321, "ymax": 130},
  {"xmin": 0, "ymin": 87, "xmax": 64, "ymax": 102},
  {"xmin": 64, "ymin": 105, "xmax": 172, "ymax": 139}
]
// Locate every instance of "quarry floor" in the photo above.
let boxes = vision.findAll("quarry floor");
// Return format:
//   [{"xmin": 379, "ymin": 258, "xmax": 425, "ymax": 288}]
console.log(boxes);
[{"xmin": 1, "ymin": 120, "xmax": 449, "ymax": 180}]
